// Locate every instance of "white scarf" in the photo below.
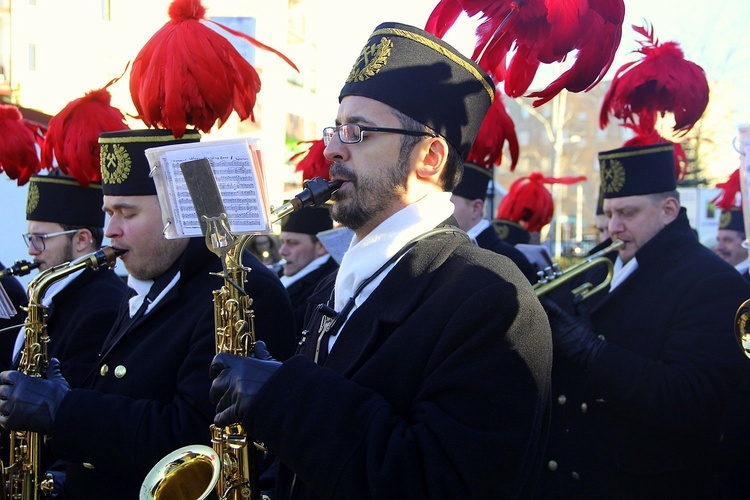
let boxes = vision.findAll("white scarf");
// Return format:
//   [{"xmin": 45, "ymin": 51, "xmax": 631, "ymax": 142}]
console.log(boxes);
[
  {"xmin": 334, "ymin": 192, "xmax": 454, "ymax": 313},
  {"xmin": 280, "ymin": 254, "xmax": 332, "ymax": 288}
]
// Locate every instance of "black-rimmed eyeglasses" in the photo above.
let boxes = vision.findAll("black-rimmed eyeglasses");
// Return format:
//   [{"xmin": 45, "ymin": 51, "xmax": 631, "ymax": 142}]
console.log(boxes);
[
  {"xmin": 322, "ymin": 123, "xmax": 438, "ymax": 146},
  {"xmin": 22, "ymin": 230, "xmax": 78, "ymax": 252}
]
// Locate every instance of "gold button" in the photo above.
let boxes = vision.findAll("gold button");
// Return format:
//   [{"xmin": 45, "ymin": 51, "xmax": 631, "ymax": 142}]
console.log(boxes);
[
  {"xmin": 547, "ymin": 460, "xmax": 558, "ymax": 471},
  {"xmin": 99, "ymin": 364, "xmax": 109, "ymax": 376},
  {"xmin": 580, "ymin": 403, "xmax": 588, "ymax": 413},
  {"xmin": 114, "ymin": 365, "xmax": 127, "ymax": 378},
  {"xmin": 557, "ymin": 395, "xmax": 567, "ymax": 405},
  {"xmin": 83, "ymin": 462, "xmax": 95, "ymax": 469}
]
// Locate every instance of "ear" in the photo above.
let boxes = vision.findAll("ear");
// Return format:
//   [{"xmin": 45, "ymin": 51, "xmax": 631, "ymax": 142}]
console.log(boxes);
[
  {"xmin": 662, "ymin": 196, "xmax": 680, "ymax": 222},
  {"xmin": 73, "ymin": 229, "xmax": 93, "ymax": 252},
  {"xmin": 471, "ymin": 198, "xmax": 484, "ymax": 217},
  {"xmin": 314, "ymin": 240, "xmax": 328, "ymax": 258},
  {"xmin": 414, "ymin": 137, "xmax": 448, "ymax": 182}
]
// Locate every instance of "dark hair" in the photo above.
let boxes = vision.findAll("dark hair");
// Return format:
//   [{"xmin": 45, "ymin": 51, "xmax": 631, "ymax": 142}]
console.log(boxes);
[
  {"xmin": 393, "ymin": 110, "xmax": 463, "ymax": 192},
  {"xmin": 59, "ymin": 223, "xmax": 104, "ymax": 248}
]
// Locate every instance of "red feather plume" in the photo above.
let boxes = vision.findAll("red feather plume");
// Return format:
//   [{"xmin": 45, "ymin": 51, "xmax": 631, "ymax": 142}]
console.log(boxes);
[
  {"xmin": 289, "ymin": 140, "xmax": 331, "ymax": 181},
  {"xmin": 496, "ymin": 171, "xmax": 586, "ymax": 232},
  {"xmin": 130, "ymin": 0, "xmax": 298, "ymax": 139},
  {"xmin": 600, "ymin": 23, "xmax": 709, "ymax": 135},
  {"xmin": 41, "ymin": 77, "xmax": 129, "ymax": 187},
  {"xmin": 425, "ymin": 0, "xmax": 625, "ymax": 105},
  {"xmin": 466, "ymin": 88, "xmax": 519, "ymax": 170},
  {"xmin": 712, "ymin": 169, "xmax": 741, "ymax": 211},
  {"xmin": 0, "ymin": 105, "xmax": 45, "ymax": 186},
  {"xmin": 620, "ymin": 126, "xmax": 688, "ymax": 182}
]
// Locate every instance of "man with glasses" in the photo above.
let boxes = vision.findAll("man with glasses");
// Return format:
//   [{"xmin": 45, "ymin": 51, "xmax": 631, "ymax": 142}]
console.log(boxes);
[
  {"xmin": 16, "ymin": 172, "xmax": 127, "ymax": 387},
  {"xmin": 0, "ymin": 172, "xmax": 127, "ymax": 476},
  {"xmin": 210, "ymin": 22, "xmax": 552, "ymax": 498}
]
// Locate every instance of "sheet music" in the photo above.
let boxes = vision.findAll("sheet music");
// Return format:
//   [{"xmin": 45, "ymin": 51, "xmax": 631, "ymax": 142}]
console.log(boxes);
[
  {"xmin": 147, "ymin": 138, "xmax": 272, "ymax": 239},
  {"xmin": 0, "ymin": 282, "xmax": 17, "ymax": 320},
  {"xmin": 317, "ymin": 226, "xmax": 354, "ymax": 265}
]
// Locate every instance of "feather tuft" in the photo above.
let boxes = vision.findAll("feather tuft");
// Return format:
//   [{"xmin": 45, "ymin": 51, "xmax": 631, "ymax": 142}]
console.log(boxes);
[
  {"xmin": 712, "ymin": 169, "xmax": 741, "ymax": 211},
  {"xmin": 599, "ymin": 22, "xmax": 709, "ymax": 135},
  {"xmin": 497, "ymin": 171, "xmax": 586, "ymax": 232},
  {"xmin": 130, "ymin": 0, "xmax": 298, "ymax": 138},
  {"xmin": 0, "ymin": 105, "xmax": 44, "ymax": 185},
  {"xmin": 41, "ymin": 78, "xmax": 129, "ymax": 187},
  {"xmin": 466, "ymin": 88, "xmax": 519, "ymax": 170},
  {"xmin": 426, "ymin": 0, "xmax": 625, "ymax": 104},
  {"xmin": 289, "ymin": 139, "xmax": 331, "ymax": 181}
]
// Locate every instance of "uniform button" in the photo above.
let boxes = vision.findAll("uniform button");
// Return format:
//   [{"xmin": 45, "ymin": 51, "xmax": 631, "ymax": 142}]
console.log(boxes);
[
  {"xmin": 557, "ymin": 395, "xmax": 567, "ymax": 405},
  {"xmin": 547, "ymin": 460, "xmax": 558, "ymax": 471},
  {"xmin": 99, "ymin": 364, "xmax": 109, "ymax": 376},
  {"xmin": 114, "ymin": 365, "xmax": 127, "ymax": 378},
  {"xmin": 571, "ymin": 471, "xmax": 580, "ymax": 480},
  {"xmin": 580, "ymin": 403, "xmax": 588, "ymax": 413},
  {"xmin": 83, "ymin": 462, "xmax": 95, "ymax": 469},
  {"xmin": 597, "ymin": 334, "xmax": 606, "ymax": 341}
]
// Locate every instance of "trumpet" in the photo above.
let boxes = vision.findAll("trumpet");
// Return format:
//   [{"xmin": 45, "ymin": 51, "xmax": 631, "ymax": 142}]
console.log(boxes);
[
  {"xmin": 534, "ymin": 240, "xmax": 624, "ymax": 301},
  {"xmin": 140, "ymin": 177, "xmax": 341, "ymax": 500},
  {"xmin": 0, "ymin": 260, "xmax": 41, "ymax": 278}
]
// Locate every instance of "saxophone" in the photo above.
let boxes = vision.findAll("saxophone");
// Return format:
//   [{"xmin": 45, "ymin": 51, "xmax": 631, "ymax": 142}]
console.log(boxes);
[
  {"xmin": 140, "ymin": 178, "xmax": 341, "ymax": 500},
  {"xmin": 3, "ymin": 246, "xmax": 122, "ymax": 500}
]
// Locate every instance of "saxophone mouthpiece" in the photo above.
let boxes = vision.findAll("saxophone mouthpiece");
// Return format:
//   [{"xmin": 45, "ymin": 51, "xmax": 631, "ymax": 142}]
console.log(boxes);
[
  {"xmin": 0, "ymin": 260, "xmax": 41, "ymax": 278},
  {"xmin": 270, "ymin": 177, "xmax": 342, "ymax": 221}
]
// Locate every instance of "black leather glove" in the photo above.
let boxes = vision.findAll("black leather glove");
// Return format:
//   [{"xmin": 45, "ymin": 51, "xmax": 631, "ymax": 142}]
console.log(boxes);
[
  {"xmin": 209, "ymin": 353, "xmax": 281, "ymax": 428},
  {"xmin": 540, "ymin": 297, "xmax": 606, "ymax": 368},
  {"xmin": 252, "ymin": 340, "xmax": 276, "ymax": 361},
  {"xmin": 0, "ymin": 358, "xmax": 71, "ymax": 434}
]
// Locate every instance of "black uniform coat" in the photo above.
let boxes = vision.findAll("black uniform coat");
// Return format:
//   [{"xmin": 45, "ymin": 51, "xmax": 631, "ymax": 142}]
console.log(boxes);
[
  {"xmin": 475, "ymin": 224, "xmax": 537, "ymax": 283},
  {"xmin": 50, "ymin": 239, "xmax": 296, "ymax": 500},
  {"xmin": 285, "ymin": 255, "xmax": 338, "ymax": 336},
  {"xmin": 43, "ymin": 267, "xmax": 127, "ymax": 388},
  {"xmin": 247, "ymin": 226, "xmax": 553, "ymax": 499},
  {"xmin": 540, "ymin": 209, "xmax": 750, "ymax": 499}
]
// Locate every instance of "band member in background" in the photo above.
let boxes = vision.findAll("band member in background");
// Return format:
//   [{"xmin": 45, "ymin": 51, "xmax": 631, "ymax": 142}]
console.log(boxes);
[
  {"xmin": 0, "ymin": 130, "xmax": 297, "ymax": 499},
  {"xmin": 279, "ymin": 205, "xmax": 339, "ymax": 335},
  {"xmin": 17, "ymin": 173, "xmax": 127, "ymax": 387},
  {"xmin": 539, "ymin": 143, "xmax": 750, "ymax": 498},
  {"xmin": 0, "ymin": 264, "xmax": 27, "ymax": 373},
  {"xmin": 451, "ymin": 161, "xmax": 536, "ymax": 282},
  {"xmin": 715, "ymin": 207, "xmax": 750, "ymax": 283},
  {"xmin": 210, "ymin": 22, "xmax": 552, "ymax": 498}
]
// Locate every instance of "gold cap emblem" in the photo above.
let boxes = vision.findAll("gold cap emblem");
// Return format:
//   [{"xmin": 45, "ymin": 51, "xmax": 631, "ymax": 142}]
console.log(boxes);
[
  {"xmin": 600, "ymin": 158, "xmax": 626, "ymax": 194},
  {"xmin": 346, "ymin": 37, "xmax": 392, "ymax": 83},
  {"xmin": 101, "ymin": 143, "xmax": 132, "ymax": 185},
  {"xmin": 26, "ymin": 182, "xmax": 40, "ymax": 214}
]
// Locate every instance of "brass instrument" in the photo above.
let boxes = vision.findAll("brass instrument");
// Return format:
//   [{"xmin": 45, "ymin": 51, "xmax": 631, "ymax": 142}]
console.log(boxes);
[
  {"xmin": 734, "ymin": 299, "xmax": 750, "ymax": 360},
  {"xmin": 3, "ymin": 246, "xmax": 122, "ymax": 500},
  {"xmin": 0, "ymin": 261, "xmax": 41, "ymax": 279},
  {"xmin": 534, "ymin": 240, "xmax": 624, "ymax": 301},
  {"xmin": 140, "ymin": 177, "xmax": 341, "ymax": 500}
]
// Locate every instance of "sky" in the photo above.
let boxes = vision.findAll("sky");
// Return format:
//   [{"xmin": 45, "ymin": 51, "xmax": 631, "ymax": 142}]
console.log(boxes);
[{"xmin": 322, "ymin": 0, "xmax": 750, "ymax": 125}]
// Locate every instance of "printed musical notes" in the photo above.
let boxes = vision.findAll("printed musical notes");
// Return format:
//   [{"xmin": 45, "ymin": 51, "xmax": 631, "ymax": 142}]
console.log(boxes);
[{"xmin": 146, "ymin": 138, "xmax": 272, "ymax": 239}]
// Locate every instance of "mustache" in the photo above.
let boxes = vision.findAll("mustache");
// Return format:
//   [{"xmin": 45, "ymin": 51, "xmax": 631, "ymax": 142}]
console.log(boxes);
[{"xmin": 330, "ymin": 162, "xmax": 356, "ymax": 183}]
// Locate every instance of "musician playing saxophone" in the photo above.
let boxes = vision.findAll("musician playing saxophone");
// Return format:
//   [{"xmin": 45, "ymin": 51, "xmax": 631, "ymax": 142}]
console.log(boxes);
[
  {"xmin": 0, "ymin": 130, "xmax": 297, "ymax": 500},
  {"xmin": 0, "ymin": 172, "xmax": 127, "ymax": 483}
]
